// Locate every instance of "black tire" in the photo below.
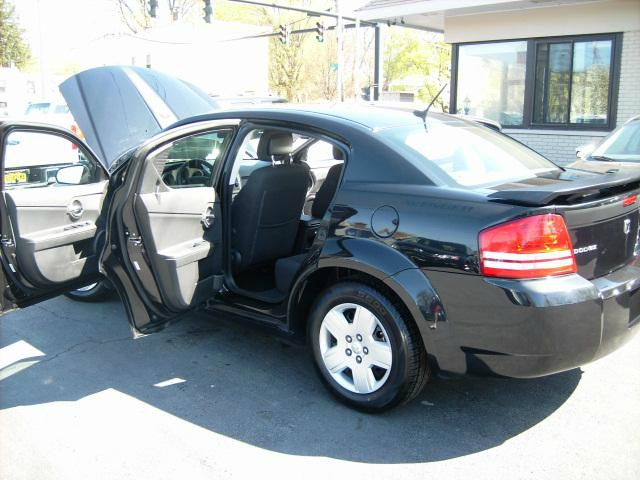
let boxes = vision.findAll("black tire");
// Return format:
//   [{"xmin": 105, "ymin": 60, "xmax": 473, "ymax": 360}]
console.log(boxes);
[
  {"xmin": 308, "ymin": 281, "xmax": 429, "ymax": 412},
  {"xmin": 64, "ymin": 279, "xmax": 113, "ymax": 303}
]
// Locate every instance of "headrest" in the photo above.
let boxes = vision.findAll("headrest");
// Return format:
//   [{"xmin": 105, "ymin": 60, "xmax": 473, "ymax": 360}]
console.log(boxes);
[
  {"xmin": 332, "ymin": 145, "xmax": 345, "ymax": 160},
  {"xmin": 269, "ymin": 133, "xmax": 294, "ymax": 156},
  {"xmin": 257, "ymin": 130, "xmax": 294, "ymax": 159}
]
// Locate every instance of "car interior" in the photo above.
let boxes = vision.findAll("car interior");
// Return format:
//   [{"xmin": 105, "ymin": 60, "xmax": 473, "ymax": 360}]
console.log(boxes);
[
  {"xmin": 227, "ymin": 128, "xmax": 345, "ymax": 303},
  {"xmin": 0, "ymin": 125, "xmax": 344, "ymax": 312}
]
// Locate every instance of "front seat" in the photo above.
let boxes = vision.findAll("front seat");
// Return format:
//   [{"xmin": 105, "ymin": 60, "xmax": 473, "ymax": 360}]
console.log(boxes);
[{"xmin": 231, "ymin": 131, "xmax": 310, "ymax": 272}]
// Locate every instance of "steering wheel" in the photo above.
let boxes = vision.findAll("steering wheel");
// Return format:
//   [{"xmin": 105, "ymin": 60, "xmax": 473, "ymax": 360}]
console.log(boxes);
[{"xmin": 175, "ymin": 159, "xmax": 213, "ymax": 186}]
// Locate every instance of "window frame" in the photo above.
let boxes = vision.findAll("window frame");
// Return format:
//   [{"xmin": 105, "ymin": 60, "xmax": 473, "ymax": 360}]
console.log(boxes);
[
  {"xmin": 450, "ymin": 33, "xmax": 623, "ymax": 132},
  {"xmin": 141, "ymin": 125, "xmax": 237, "ymax": 192},
  {"xmin": 2, "ymin": 127, "xmax": 106, "ymax": 190}
]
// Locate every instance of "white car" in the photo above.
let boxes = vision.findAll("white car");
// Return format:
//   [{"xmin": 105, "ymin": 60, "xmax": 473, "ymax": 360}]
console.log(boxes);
[{"xmin": 572, "ymin": 115, "xmax": 640, "ymax": 173}]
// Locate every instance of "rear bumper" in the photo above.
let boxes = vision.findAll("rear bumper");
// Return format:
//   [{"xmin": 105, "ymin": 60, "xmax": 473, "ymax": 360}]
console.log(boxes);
[{"xmin": 420, "ymin": 264, "xmax": 640, "ymax": 378}]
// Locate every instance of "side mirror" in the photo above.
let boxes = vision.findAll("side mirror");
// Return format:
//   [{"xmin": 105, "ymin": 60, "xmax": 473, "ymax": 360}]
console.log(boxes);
[
  {"xmin": 55, "ymin": 165, "xmax": 87, "ymax": 185},
  {"xmin": 576, "ymin": 141, "xmax": 598, "ymax": 159}
]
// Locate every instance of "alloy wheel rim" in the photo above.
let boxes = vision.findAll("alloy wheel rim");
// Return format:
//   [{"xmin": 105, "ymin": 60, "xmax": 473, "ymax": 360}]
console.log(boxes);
[{"xmin": 319, "ymin": 303, "xmax": 393, "ymax": 394}]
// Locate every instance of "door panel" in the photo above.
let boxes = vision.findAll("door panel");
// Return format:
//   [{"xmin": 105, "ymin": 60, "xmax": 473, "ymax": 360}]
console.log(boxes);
[
  {"xmin": 4, "ymin": 181, "xmax": 108, "ymax": 286},
  {"xmin": 99, "ymin": 122, "xmax": 237, "ymax": 332},
  {"xmin": 134, "ymin": 186, "xmax": 217, "ymax": 310},
  {"xmin": 0, "ymin": 123, "xmax": 109, "ymax": 314}
]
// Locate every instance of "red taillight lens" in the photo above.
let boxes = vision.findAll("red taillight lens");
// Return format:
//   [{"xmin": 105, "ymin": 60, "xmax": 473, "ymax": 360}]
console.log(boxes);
[
  {"xmin": 479, "ymin": 214, "xmax": 577, "ymax": 279},
  {"xmin": 623, "ymin": 194, "xmax": 637, "ymax": 207}
]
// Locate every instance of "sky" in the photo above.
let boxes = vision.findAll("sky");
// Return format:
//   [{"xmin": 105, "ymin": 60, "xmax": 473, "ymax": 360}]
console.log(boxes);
[
  {"xmin": 14, "ymin": 0, "xmax": 371, "ymax": 71},
  {"xmin": 15, "ymin": 0, "xmax": 122, "ymax": 69},
  {"xmin": 13, "ymin": 0, "xmax": 123, "ymax": 97},
  {"xmin": 11, "ymin": 0, "xmax": 372, "ymax": 99}
]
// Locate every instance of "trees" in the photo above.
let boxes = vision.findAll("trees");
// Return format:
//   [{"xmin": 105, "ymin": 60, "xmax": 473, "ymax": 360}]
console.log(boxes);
[
  {"xmin": 115, "ymin": 0, "xmax": 199, "ymax": 33},
  {"xmin": 383, "ymin": 27, "xmax": 451, "ymax": 110},
  {"xmin": 112, "ymin": 1, "xmax": 451, "ymax": 105},
  {"xmin": 0, "ymin": 0, "xmax": 30, "ymax": 69}
]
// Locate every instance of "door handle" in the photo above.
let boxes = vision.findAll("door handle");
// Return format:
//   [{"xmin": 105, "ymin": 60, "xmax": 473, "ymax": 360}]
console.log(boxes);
[
  {"xmin": 201, "ymin": 207, "xmax": 215, "ymax": 229},
  {"xmin": 67, "ymin": 200, "xmax": 84, "ymax": 220}
]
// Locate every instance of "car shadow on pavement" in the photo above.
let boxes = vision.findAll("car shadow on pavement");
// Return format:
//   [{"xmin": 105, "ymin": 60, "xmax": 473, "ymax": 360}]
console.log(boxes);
[{"xmin": 0, "ymin": 296, "xmax": 582, "ymax": 464}]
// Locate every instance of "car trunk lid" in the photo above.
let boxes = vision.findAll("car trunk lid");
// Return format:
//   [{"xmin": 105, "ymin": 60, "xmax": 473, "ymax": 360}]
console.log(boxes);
[{"xmin": 489, "ymin": 169, "xmax": 640, "ymax": 279}]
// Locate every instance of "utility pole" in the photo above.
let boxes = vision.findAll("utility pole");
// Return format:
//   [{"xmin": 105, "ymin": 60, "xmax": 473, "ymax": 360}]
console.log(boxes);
[
  {"xmin": 335, "ymin": 0, "xmax": 344, "ymax": 102},
  {"xmin": 353, "ymin": 16, "xmax": 360, "ymax": 101},
  {"xmin": 373, "ymin": 25, "xmax": 383, "ymax": 101},
  {"xmin": 36, "ymin": 0, "xmax": 47, "ymax": 99}
]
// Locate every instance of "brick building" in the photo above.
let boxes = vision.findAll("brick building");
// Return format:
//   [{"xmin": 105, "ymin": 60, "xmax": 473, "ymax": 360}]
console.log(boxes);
[{"xmin": 358, "ymin": 0, "xmax": 640, "ymax": 165}]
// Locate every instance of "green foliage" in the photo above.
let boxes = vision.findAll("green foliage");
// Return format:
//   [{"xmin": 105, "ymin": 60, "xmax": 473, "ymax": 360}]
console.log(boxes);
[
  {"xmin": 383, "ymin": 29, "xmax": 428, "ymax": 89},
  {"xmin": 215, "ymin": 1, "xmax": 336, "ymax": 101},
  {"xmin": 0, "ymin": 0, "xmax": 31, "ymax": 69},
  {"xmin": 384, "ymin": 27, "xmax": 451, "ymax": 110},
  {"xmin": 214, "ymin": 0, "xmax": 271, "ymax": 25}
]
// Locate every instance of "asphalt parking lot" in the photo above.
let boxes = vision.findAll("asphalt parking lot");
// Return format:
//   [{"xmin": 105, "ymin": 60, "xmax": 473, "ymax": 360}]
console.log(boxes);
[{"xmin": 1, "ymin": 294, "xmax": 639, "ymax": 480}]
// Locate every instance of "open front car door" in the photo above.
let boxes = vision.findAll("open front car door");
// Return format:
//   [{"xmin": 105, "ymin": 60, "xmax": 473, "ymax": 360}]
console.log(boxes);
[
  {"xmin": 0, "ymin": 122, "xmax": 110, "ymax": 314},
  {"xmin": 100, "ymin": 121, "xmax": 238, "ymax": 334}
]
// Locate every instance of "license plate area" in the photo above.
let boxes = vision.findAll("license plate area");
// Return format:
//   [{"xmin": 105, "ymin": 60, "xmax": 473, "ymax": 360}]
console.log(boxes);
[
  {"xmin": 614, "ymin": 286, "xmax": 640, "ymax": 326},
  {"xmin": 4, "ymin": 169, "xmax": 28, "ymax": 185}
]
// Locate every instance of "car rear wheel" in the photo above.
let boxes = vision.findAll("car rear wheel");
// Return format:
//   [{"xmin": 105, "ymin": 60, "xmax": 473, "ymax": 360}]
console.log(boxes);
[
  {"xmin": 64, "ymin": 280, "xmax": 112, "ymax": 302},
  {"xmin": 308, "ymin": 281, "xmax": 429, "ymax": 412}
]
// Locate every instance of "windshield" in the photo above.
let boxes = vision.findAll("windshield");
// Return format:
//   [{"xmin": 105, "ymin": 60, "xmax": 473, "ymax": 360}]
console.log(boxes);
[
  {"xmin": 591, "ymin": 120, "xmax": 640, "ymax": 162},
  {"xmin": 380, "ymin": 118, "xmax": 561, "ymax": 188}
]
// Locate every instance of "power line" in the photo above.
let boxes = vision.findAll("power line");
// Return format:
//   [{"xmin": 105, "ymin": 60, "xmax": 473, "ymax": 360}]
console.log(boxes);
[
  {"xmin": 220, "ymin": 21, "xmax": 370, "ymax": 43},
  {"xmin": 225, "ymin": 0, "xmax": 377, "ymax": 26}
]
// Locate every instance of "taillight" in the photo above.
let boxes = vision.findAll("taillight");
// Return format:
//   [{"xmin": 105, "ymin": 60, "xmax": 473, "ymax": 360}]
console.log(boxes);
[
  {"xmin": 479, "ymin": 214, "xmax": 577, "ymax": 279},
  {"xmin": 70, "ymin": 122, "xmax": 84, "ymax": 139},
  {"xmin": 623, "ymin": 194, "xmax": 637, "ymax": 207}
]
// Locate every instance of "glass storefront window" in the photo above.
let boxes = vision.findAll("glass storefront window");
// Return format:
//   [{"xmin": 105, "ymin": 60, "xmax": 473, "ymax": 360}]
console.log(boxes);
[
  {"xmin": 456, "ymin": 41, "xmax": 527, "ymax": 127},
  {"xmin": 454, "ymin": 35, "xmax": 617, "ymax": 130},
  {"xmin": 570, "ymin": 40, "xmax": 612, "ymax": 125},
  {"xmin": 534, "ymin": 39, "xmax": 612, "ymax": 126}
]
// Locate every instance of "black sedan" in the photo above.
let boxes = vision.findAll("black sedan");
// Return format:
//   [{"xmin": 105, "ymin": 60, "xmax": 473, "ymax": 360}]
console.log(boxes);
[{"xmin": 1, "ymin": 67, "xmax": 639, "ymax": 412}]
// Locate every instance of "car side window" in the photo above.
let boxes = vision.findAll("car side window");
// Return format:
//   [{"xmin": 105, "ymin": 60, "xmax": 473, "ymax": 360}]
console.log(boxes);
[
  {"xmin": 151, "ymin": 130, "xmax": 233, "ymax": 189},
  {"xmin": 303, "ymin": 139, "xmax": 343, "ymax": 169},
  {"xmin": 3, "ymin": 130, "xmax": 102, "ymax": 190}
]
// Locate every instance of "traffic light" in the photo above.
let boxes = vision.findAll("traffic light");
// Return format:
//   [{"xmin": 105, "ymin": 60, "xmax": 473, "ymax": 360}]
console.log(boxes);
[
  {"xmin": 315, "ymin": 21, "xmax": 325, "ymax": 43},
  {"xmin": 278, "ymin": 24, "xmax": 289, "ymax": 44},
  {"xmin": 148, "ymin": 0, "xmax": 158, "ymax": 18},
  {"xmin": 203, "ymin": 0, "xmax": 213, "ymax": 23}
]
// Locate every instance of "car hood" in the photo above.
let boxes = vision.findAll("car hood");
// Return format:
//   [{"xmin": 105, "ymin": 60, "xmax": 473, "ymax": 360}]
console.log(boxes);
[
  {"xmin": 59, "ymin": 66, "xmax": 217, "ymax": 167},
  {"xmin": 568, "ymin": 158, "xmax": 640, "ymax": 174}
]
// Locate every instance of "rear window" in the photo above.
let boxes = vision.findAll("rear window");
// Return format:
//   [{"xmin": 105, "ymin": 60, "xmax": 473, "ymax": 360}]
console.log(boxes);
[{"xmin": 380, "ymin": 118, "xmax": 560, "ymax": 188}]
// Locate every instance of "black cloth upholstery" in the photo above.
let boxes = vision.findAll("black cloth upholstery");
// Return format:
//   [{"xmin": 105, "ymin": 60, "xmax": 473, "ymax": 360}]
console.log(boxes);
[
  {"xmin": 275, "ymin": 254, "xmax": 307, "ymax": 293},
  {"xmin": 311, "ymin": 163, "xmax": 343, "ymax": 219},
  {"xmin": 232, "ymin": 163, "xmax": 310, "ymax": 271}
]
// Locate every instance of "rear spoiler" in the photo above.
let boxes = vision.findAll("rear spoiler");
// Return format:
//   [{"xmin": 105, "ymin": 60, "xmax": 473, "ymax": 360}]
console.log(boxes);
[{"xmin": 488, "ymin": 170, "xmax": 640, "ymax": 206}]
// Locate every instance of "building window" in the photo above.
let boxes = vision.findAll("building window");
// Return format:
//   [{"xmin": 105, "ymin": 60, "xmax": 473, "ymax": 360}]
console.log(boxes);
[
  {"xmin": 452, "ymin": 34, "xmax": 620, "ymax": 130},
  {"xmin": 533, "ymin": 39, "xmax": 612, "ymax": 126},
  {"xmin": 456, "ymin": 41, "xmax": 527, "ymax": 127}
]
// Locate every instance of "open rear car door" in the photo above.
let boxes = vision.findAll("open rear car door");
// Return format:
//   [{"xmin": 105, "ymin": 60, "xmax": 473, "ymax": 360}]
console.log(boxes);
[{"xmin": 0, "ymin": 122, "xmax": 110, "ymax": 314}]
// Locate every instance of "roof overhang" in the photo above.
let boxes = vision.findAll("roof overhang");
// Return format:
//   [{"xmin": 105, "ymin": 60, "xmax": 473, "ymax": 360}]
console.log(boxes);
[{"xmin": 356, "ymin": 0, "xmax": 606, "ymax": 34}]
